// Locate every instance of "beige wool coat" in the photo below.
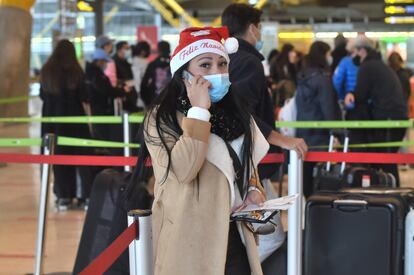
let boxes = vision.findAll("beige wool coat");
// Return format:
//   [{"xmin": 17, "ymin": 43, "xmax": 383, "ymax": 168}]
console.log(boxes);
[{"xmin": 145, "ymin": 111, "xmax": 269, "ymax": 275}]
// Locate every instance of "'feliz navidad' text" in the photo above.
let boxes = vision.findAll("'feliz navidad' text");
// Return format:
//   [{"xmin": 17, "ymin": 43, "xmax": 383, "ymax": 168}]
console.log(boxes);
[{"xmin": 179, "ymin": 42, "xmax": 224, "ymax": 60}]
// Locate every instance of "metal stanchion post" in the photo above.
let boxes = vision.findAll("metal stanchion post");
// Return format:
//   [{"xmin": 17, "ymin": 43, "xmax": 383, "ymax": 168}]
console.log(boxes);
[
  {"xmin": 287, "ymin": 150, "xmax": 303, "ymax": 275},
  {"xmin": 128, "ymin": 209, "xmax": 153, "ymax": 275},
  {"xmin": 34, "ymin": 134, "xmax": 56, "ymax": 275},
  {"xmin": 123, "ymin": 112, "xmax": 131, "ymax": 172}
]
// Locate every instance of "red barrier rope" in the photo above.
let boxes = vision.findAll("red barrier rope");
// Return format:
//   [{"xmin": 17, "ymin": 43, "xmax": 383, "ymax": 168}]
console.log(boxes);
[
  {"xmin": 80, "ymin": 220, "xmax": 138, "ymax": 275},
  {"xmin": 1, "ymin": 152, "xmax": 414, "ymax": 166},
  {"xmin": 304, "ymin": 152, "xmax": 414, "ymax": 164},
  {"xmin": 0, "ymin": 153, "xmax": 285, "ymax": 166},
  {"xmin": 1, "ymin": 152, "xmax": 414, "ymax": 165},
  {"xmin": 0, "ymin": 153, "xmax": 137, "ymax": 166}
]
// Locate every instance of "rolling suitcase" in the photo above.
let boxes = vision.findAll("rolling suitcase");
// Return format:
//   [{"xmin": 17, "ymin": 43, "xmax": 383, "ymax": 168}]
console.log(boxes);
[
  {"xmin": 313, "ymin": 134, "xmax": 396, "ymax": 192},
  {"xmin": 304, "ymin": 192, "xmax": 406, "ymax": 275},
  {"xmin": 73, "ymin": 169, "xmax": 153, "ymax": 274},
  {"xmin": 313, "ymin": 135, "xmax": 349, "ymax": 192},
  {"xmin": 342, "ymin": 188, "xmax": 414, "ymax": 275}
]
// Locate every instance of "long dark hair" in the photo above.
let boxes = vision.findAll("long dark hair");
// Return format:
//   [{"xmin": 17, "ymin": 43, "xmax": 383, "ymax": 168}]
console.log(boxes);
[
  {"xmin": 40, "ymin": 39, "xmax": 83, "ymax": 94},
  {"xmin": 136, "ymin": 64, "xmax": 255, "ymax": 191},
  {"xmin": 302, "ymin": 41, "xmax": 331, "ymax": 71},
  {"xmin": 277, "ymin": 43, "xmax": 294, "ymax": 67},
  {"xmin": 271, "ymin": 43, "xmax": 296, "ymax": 82}
]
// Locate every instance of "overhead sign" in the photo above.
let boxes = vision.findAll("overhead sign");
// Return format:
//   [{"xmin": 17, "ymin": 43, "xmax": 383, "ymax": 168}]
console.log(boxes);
[
  {"xmin": 384, "ymin": 0, "xmax": 414, "ymax": 23},
  {"xmin": 77, "ymin": 1, "xmax": 93, "ymax": 12},
  {"xmin": 385, "ymin": 0, "xmax": 414, "ymax": 3}
]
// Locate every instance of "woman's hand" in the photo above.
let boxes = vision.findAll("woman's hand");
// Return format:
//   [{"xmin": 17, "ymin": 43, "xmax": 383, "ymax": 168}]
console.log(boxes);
[
  {"xmin": 184, "ymin": 75, "xmax": 211, "ymax": 110},
  {"xmin": 235, "ymin": 189, "xmax": 266, "ymax": 212}
]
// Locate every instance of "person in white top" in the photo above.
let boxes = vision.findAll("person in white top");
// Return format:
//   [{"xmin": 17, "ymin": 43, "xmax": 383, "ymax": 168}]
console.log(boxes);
[{"xmin": 131, "ymin": 41, "xmax": 150, "ymax": 107}]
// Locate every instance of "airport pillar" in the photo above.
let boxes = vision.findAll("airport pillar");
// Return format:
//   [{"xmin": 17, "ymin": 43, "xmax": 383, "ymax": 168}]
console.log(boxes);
[{"xmin": 0, "ymin": 0, "xmax": 35, "ymax": 117}]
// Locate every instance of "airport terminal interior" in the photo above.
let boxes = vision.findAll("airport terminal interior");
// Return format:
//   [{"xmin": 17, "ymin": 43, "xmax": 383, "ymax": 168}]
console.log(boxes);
[{"xmin": 1, "ymin": 0, "xmax": 414, "ymax": 274}]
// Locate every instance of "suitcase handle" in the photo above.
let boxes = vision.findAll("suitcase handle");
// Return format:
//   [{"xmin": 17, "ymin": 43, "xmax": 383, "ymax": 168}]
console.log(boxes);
[
  {"xmin": 333, "ymin": 199, "xmax": 368, "ymax": 211},
  {"xmin": 334, "ymin": 199, "xmax": 368, "ymax": 205}
]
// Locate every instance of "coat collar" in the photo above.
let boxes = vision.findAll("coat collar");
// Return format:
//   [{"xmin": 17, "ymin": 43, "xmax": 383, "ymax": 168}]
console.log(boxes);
[{"xmin": 234, "ymin": 38, "xmax": 265, "ymax": 61}]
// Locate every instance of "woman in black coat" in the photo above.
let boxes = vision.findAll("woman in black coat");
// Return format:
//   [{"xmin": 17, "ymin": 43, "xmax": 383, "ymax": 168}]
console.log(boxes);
[
  {"xmin": 295, "ymin": 41, "xmax": 341, "ymax": 197},
  {"xmin": 40, "ymin": 39, "xmax": 92, "ymax": 210}
]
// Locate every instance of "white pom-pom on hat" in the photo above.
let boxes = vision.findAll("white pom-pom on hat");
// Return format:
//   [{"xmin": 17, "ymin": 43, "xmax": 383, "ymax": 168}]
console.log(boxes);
[{"xmin": 224, "ymin": 37, "xmax": 238, "ymax": 54}]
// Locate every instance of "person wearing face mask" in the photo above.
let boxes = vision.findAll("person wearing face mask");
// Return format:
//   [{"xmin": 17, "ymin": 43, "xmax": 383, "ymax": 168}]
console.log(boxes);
[
  {"xmin": 104, "ymin": 41, "xmax": 139, "ymax": 113},
  {"xmin": 295, "ymin": 41, "xmax": 341, "ymax": 197},
  {"xmin": 221, "ymin": 3, "xmax": 307, "ymax": 178},
  {"xmin": 85, "ymin": 48, "xmax": 130, "ymax": 141},
  {"xmin": 140, "ymin": 26, "xmax": 269, "ymax": 275},
  {"xmin": 344, "ymin": 36, "xmax": 407, "ymax": 186}
]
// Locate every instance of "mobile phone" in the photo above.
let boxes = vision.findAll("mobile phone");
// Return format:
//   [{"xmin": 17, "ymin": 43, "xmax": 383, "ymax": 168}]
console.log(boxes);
[{"xmin": 182, "ymin": 70, "xmax": 193, "ymax": 84}]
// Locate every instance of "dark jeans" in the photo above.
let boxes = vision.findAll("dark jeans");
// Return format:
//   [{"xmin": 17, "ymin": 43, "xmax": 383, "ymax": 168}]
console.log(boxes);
[
  {"xmin": 53, "ymin": 165, "xmax": 93, "ymax": 199},
  {"xmin": 225, "ymin": 222, "xmax": 251, "ymax": 275}
]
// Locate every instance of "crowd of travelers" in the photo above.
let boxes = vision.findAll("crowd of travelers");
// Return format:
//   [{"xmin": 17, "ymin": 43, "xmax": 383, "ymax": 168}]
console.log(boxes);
[{"xmin": 37, "ymin": 2, "xmax": 413, "ymax": 275}]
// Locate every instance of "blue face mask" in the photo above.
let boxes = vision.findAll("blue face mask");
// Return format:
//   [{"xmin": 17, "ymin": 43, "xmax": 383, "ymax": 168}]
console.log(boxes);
[
  {"xmin": 252, "ymin": 26, "xmax": 263, "ymax": 51},
  {"xmin": 203, "ymin": 73, "xmax": 231, "ymax": 103},
  {"xmin": 255, "ymin": 40, "xmax": 264, "ymax": 51},
  {"xmin": 183, "ymin": 71, "xmax": 231, "ymax": 103}
]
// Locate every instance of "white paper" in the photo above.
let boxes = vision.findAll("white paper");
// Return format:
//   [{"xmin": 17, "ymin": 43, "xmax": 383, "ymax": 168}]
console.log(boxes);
[{"xmin": 235, "ymin": 194, "xmax": 299, "ymax": 213}]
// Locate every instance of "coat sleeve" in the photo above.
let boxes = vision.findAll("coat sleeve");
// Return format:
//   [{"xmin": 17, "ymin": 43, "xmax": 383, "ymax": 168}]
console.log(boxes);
[
  {"xmin": 94, "ymin": 73, "xmax": 126, "ymax": 99},
  {"xmin": 332, "ymin": 60, "xmax": 346, "ymax": 100},
  {"xmin": 145, "ymin": 114, "xmax": 211, "ymax": 185},
  {"xmin": 318, "ymin": 74, "xmax": 341, "ymax": 121},
  {"xmin": 231, "ymin": 56, "xmax": 273, "ymax": 138},
  {"xmin": 353, "ymin": 64, "xmax": 371, "ymax": 104}
]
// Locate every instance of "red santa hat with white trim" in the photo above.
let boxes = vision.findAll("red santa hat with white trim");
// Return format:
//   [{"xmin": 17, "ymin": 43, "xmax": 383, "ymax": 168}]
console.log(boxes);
[{"xmin": 170, "ymin": 26, "xmax": 239, "ymax": 76}]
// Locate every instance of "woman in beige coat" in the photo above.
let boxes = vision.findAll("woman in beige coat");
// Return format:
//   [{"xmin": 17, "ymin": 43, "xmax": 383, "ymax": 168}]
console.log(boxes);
[{"xmin": 141, "ymin": 26, "xmax": 270, "ymax": 275}]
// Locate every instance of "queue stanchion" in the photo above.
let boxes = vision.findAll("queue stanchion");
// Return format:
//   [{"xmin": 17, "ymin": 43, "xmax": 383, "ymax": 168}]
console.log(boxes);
[
  {"xmin": 122, "ymin": 112, "xmax": 131, "ymax": 172},
  {"xmin": 34, "ymin": 134, "xmax": 56, "ymax": 275},
  {"xmin": 114, "ymin": 98, "xmax": 123, "ymax": 116},
  {"xmin": 287, "ymin": 150, "xmax": 303, "ymax": 275},
  {"xmin": 128, "ymin": 209, "xmax": 153, "ymax": 275}
]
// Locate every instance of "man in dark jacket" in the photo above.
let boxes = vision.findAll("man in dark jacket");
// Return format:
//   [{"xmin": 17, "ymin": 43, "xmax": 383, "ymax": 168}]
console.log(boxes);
[
  {"xmin": 222, "ymin": 4, "xmax": 307, "ymax": 273},
  {"xmin": 345, "ymin": 36, "xmax": 408, "ymax": 185},
  {"xmin": 85, "ymin": 49, "xmax": 129, "ymax": 141},
  {"xmin": 112, "ymin": 41, "xmax": 139, "ymax": 112},
  {"xmin": 222, "ymin": 3, "xmax": 307, "ymax": 174},
  {"xmin": 140, "ymin": 41, "xmax": 171, "ymax": 107}
]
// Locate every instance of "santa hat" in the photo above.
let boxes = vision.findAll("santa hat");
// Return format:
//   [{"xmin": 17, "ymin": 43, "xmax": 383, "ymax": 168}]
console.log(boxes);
[{"xmin": 170, "ymin": 26, "xmax": 239, "ymax": 76}]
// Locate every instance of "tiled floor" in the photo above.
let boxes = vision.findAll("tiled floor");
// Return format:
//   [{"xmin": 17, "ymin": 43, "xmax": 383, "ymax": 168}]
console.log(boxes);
[{"xmin": 1, "ymin": 110, "xmax": 413, "ymax": 274}]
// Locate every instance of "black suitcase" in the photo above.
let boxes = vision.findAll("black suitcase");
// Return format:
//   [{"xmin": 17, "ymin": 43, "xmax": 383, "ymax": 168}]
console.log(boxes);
[
  {"xmin": 73, "ymin": 169, "xmax": 153, "ymax": 274},
  {"xmin": 313, "ymin": 134, "xmax": 349, "ymax": 192},
  {"xmin": 344, "ymin": 167, "xmax": 396, "ymax": 188},
  {"xmin": 313, "ymin": 135, "xmax": 396, "ymax": 192},
  {"xmin": 304, "ymin": 192, "xmax": 406, "ymax": 275},
  {"xmin": 341, "ymin": 187, "xmax": 414, "ymax": 215}
]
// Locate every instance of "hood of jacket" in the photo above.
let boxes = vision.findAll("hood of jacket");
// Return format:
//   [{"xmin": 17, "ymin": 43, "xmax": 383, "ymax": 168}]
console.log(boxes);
[{"xmin": 297, "ymin": 67, "xmax": 328, "ymax": 86}]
